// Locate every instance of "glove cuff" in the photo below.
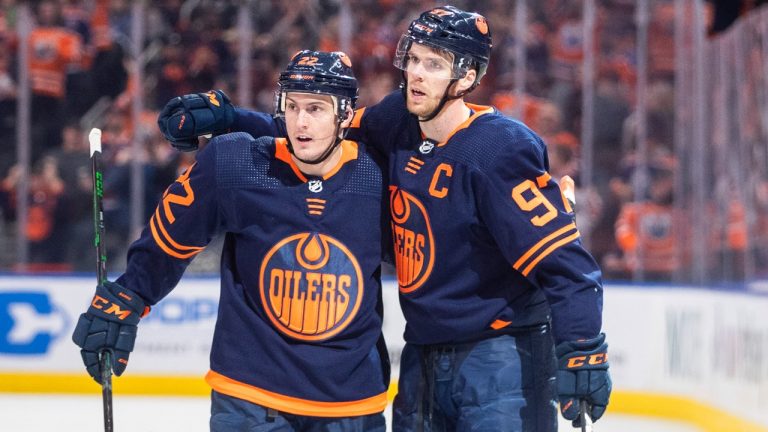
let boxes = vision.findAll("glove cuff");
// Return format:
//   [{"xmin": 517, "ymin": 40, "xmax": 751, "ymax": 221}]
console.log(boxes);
[{"xmin": 555, "ymin": 333, "xmax": 606, "ymax": 357}]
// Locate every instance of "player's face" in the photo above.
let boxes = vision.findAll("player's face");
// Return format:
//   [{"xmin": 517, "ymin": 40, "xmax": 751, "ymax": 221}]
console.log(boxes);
[
  {"xmin": 403, "ymin": 43, "xmax": 454, "ymax": 118},
  {"xmin": 284, "ymin": 93, "xmax": 339, "ymax": 161}
]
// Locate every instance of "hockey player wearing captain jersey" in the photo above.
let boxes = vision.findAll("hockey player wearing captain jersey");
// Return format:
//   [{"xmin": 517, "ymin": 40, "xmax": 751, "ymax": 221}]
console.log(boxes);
[
  {"xmin": 72, "ymin": 51, "xmax": 391, "ymax": 431},
  {"xmin": 158, "ymin": 6, "xmax": 612, "ymax": 431}
]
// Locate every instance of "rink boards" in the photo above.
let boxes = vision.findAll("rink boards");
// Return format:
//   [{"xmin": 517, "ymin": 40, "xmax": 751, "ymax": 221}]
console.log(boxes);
[{"xmin": 0, "ymin": 275, "xmax": 766, "ymax": 431}]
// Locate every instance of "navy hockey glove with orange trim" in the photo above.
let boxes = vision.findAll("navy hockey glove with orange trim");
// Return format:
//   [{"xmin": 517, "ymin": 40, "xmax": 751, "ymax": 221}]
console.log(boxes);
[
  {"xmin": 555, "ymin": 333, "xmax": 611, "ymax": 427},
  {"xmin": 157, "ymin": 89, "xmax": 235, "ymax": 152},
  {"xmin": 72, "ymin": 281, "xmax": 149, "ymax": 383}
]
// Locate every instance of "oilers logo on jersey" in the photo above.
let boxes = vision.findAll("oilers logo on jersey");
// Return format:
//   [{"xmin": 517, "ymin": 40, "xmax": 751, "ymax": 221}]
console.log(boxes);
[
  {"xmin": 390, "ymin": 186, "xmax": 435, "ymax": 293},
  {"xmin": 259, "ymin": 232, "xmax": 363, "ymax": 341}
]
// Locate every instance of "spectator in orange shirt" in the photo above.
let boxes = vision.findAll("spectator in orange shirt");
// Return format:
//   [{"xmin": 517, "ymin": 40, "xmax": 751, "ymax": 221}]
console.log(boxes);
[
  {"xmin": 614, "ymin": 160, "xmax": 689, "ymax": 281},
  {"xmin": 1, "ymin": 156, "xmax": 66, "ymax": 267},
  {"xmin": 28, "ymin": 0, "xmax": 84, "ymax": 161}
]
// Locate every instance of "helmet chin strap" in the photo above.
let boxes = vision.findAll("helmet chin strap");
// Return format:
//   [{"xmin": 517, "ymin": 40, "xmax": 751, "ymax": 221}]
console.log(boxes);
[
  {"xmin": 287, "ymin": 119, "xmax": 345, "ymax": 166},
  {"xmin": 401, "ymin": 71, "xmax": 471, "ymax": 123},
  {"xmin": 418, "ymin": 79, "xmax": 459, "ymax": 122}
]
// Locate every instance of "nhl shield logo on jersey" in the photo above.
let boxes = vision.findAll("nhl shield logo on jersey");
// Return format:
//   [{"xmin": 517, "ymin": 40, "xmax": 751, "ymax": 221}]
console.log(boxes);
[
  {"xmin": 390, "ymin": 187, "xmax": 435, "ymax": 294},
  {"xmin": 308, "ymin": 179, "xmax": 323, "ymax": 193},
  {"xmin": 259, "ymin": 232, "xmax": 363, "ymax": 341},
  {"xmin": 418, "ymin": 139, "xmax": 436, "ymax": 155}
]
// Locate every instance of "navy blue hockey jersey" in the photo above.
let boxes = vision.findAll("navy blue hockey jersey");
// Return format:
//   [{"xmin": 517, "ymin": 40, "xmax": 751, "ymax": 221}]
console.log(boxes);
[
  {"xmin": 234, "ymin": 91, "xmax": 603, "ymax": 346},
  {"xmin": 117, "ymin": 132, "xmax": 390, "ymax": 416}
]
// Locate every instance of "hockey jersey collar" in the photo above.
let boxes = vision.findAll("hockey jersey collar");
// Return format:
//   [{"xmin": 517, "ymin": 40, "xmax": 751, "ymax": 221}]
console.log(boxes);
[
  {"xmin": 431, "ymin": 103, "xmax": 495, "ymax": 147},
  {"xmin": 274, "ymin": 138, "xmax": 359, "ymax": 182}
]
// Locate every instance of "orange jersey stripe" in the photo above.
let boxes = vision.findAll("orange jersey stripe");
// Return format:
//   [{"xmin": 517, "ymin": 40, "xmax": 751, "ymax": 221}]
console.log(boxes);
[
  {"xmin": 206, "ymin": 370, "xmax": 388, "ymax": 417},
  {"xmin": 150, "ymin": 220, "xmax": 200, "ymax": 259},
  {"xmin": 275, "ymin": 138, "xmax": 308, "ymax": 182},
  {"xmin": 490, "ymin": 319, "xmax": 511, "ymax": 330},
  {"xmin": 149, "ymin": 214, "xmax": 204, "ymax": 259},
  {"xmin": 521, "ymin": 231, "xmax": 581, "ymax": 276},
  {"xmin": 322, "ymin": 140, "xmax": 358, "ymax": 179},
  {"xmin": 350, "ymin": 107, "xmax": 366, "ymax": 129},
  {"xmin": 437, "ymin": 104, "xmax": 494, "ymax": 147},
  {"xmin": 153, "ymin": 208, "xmax": 204, "ymax": 252},
  {"xmin": 536, "ymin": 172, "xmax": 551, "ymax": 188},
  {"xmin": 513, "ymin": 223, "xmax": 577, "ymax": 270},
  {"xmin": 275, "ymin": 139, "xmax": 359, "ymax": 181}
]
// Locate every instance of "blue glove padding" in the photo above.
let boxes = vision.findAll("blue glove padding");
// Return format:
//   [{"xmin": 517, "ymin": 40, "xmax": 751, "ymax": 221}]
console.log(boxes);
[
  {"xmin": 157, "ymin": 89, "xmax": 235, "ymax": 152},
  {"xmin": 555, "ymin": 333, "xmax": 611, "ymax": 427},
  {"xmin": 71, "ymin": 281, "xmax": 149, "ymax": 383}
]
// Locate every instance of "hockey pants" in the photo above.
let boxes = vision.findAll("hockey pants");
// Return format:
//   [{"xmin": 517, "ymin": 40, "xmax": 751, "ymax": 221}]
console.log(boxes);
[
  {"xmin": 392, "ymin": 324, "xmax": 558, "ymax": 432},
  {"xmin": 210, "ymin": 391, "xmax": 386, "ymax": 432}
]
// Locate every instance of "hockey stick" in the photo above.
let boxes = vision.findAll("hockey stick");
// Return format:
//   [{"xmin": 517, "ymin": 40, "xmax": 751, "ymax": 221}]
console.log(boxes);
[
  {"xmin": 579, "ymin": 400, "xmax": 593, "ymax": 432},
  {"xmin": 90, "ymin": 128, "xmax": 113, "ymax": 432},
  {"xmin": 560, "ymin": 175, "xmax": 576, "ymax": 212}
]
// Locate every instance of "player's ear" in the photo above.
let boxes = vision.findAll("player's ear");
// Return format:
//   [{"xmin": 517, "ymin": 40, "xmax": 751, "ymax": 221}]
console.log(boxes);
[
  {"xmin": 454, "ymin": 69, "xmax": 477, "ymax": 95},
  {"xmin": 340, "ymin": 106, "xmax": 355, "ymax": 129}
]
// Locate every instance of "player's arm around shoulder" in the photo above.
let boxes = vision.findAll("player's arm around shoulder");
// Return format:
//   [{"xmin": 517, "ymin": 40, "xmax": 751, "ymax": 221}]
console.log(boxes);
[
  {"xmin": 347, "ymin": 90, "xmax": 410, "ymax": 153},
  {"xmin": 158, "ymin": 89, "xmax": 280, "ymax": 152}
]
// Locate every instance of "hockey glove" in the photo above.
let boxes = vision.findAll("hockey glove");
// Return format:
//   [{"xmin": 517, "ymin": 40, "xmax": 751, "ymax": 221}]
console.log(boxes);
[
  {"xmin": 157, "ymin": 89, "xmax": 236, "ymax": 152},
  {"xmin": 71, "ymin": 281, "xmax": 149, "ymax": 383},
  {"xmin": 555, "ymin": 333, "xmax": 611, "ymax": 427}
]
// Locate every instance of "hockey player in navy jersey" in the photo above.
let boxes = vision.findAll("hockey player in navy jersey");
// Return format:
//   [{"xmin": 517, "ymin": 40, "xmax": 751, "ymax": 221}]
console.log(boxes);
[
  {"xmin": 158, "ymin": 6, "xmax": 612, "ymax": 431},
  {"xmin": 72, "ymin": 51, "xmax": 391, "ymax": 432}
]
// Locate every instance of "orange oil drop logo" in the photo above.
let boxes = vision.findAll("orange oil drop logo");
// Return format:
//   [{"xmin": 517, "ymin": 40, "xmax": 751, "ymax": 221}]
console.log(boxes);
[
  {"xmin": 260, "ymin": 233, "xmax": 363, "ymax": 341},
  {"xmin": 389, "ymin": 187, "xmax": 435, "ymax": 293}
]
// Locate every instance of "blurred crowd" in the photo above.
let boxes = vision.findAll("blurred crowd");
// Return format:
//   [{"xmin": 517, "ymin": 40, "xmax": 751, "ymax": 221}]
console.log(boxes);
[{"xmin": 0, "ymin": 0, "xmax": 766, "ymax": 283}]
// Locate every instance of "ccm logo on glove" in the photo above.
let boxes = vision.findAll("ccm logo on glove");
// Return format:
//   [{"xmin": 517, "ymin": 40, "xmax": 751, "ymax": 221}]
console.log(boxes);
[
  {"xmin": 90, "ymin": 293, "xmax": 139, "ymax": 320},
  {"xmin": 206, "ymin": 90, "xmax": 221, "ymax": 106},
  {"xmin": 566, "ymin": 353, "xmax": 608, "ymax": 368}
]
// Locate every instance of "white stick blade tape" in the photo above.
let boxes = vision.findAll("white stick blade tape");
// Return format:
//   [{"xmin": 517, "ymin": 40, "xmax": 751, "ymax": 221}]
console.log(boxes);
[
  {"xmin": 561, "ymin": 175, "xmax": 576, "ymax": 205},
  {"xmin": 89, "ymin": 128, "xmax": 102, "ymax": 156}
]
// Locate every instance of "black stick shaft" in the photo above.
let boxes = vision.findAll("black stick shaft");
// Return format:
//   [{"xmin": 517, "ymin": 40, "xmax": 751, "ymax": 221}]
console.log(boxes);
[
  {"xmin": 580, "ymin": 400, "xmax": 593, "ymax": 432},
  {"xmin": 91, "ymin": 128, "xmax": 113, "ymax": 432}
]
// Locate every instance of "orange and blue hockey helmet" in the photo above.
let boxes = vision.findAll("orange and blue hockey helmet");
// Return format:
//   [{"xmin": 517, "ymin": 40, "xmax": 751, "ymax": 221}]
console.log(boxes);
[
  {"xmin": 394, "ymin": 5, "xmax": 492, "ymax": 89},
  {"xmin": 276, "ymin": 50, "xmax": 358, "ymax": 121}
]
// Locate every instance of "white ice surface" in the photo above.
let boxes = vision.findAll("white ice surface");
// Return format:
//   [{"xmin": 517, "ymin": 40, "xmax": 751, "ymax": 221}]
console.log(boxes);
[{"xmin": 0, "ymin": 394, "xmax": 701, "ymax": 432}]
